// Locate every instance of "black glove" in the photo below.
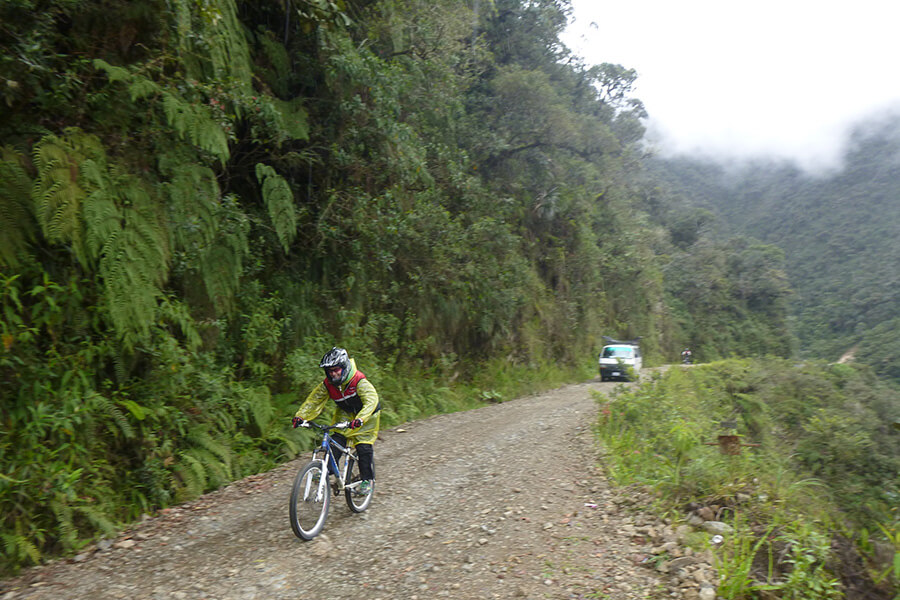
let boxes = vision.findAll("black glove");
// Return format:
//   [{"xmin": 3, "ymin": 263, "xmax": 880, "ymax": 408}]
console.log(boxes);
[
  {"xmin": 349, "ymin": 418, "xmax": 363, "ymax": 429},
  {"xmin": 292, "ymin": 417, "xmax": 306, "ymax": 428}
]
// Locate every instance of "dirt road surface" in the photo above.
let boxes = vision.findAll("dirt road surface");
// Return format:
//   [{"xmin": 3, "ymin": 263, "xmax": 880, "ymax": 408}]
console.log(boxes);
[{"xmin": 2, "ymin": 379, "xmax": 688, "ymax": 600}]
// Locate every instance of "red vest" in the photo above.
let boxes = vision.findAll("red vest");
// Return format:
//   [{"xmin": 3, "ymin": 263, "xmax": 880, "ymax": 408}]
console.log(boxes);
[{"xmin": 323, "ymin": 370, "xmax": 367, "ymax": 414}]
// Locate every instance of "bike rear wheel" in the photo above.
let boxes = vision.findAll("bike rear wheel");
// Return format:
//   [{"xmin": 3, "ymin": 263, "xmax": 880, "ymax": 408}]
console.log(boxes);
[
  {"xmin": 289, "ymin": 460, "xmax": 330, "ymax": 540},
  {"xmin": 344, "ymin": 457, "xmax": 373, "ymax": 512}
]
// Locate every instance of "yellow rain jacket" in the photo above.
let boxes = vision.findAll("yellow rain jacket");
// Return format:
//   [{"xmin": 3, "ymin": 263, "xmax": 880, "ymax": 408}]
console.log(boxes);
[{"xmin": 294, "ymin": 358, "xmax": 381, "ymax": 445}]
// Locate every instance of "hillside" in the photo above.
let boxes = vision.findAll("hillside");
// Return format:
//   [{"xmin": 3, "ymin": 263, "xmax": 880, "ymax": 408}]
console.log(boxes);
[
  {"xmin": 646, "ymin": 114, "xmax": 900, "ymax": 383},
  {"xmin": 1, "ymin": 0, "xmax": 792, "ymax": 574}
]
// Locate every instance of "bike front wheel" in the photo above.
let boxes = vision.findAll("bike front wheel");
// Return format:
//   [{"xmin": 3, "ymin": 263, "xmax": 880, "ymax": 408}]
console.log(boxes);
[
  {"xmin": 344, "ymin": 457, "xmax": 374, "ymax": 513},
  {"xmin": 289, "ymin": 460, "xmax": 330, "ymax": 540}
]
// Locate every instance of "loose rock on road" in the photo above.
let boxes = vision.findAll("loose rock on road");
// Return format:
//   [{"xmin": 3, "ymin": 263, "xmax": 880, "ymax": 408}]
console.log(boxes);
[{"xmin": 2, "ymin": 378, "xmax": 715, "ymax": 600}]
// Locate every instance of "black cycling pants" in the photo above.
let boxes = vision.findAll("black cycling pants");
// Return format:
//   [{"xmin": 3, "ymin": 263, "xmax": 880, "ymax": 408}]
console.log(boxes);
[{"xmin": 331, "ymin": 433, "xmax": 375, "ymax": 481}]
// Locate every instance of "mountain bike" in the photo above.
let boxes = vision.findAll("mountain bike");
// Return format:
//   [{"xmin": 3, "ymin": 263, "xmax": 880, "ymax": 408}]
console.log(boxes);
[{"xmin": 289, "ymin": 421, "xmax": 374, "ymax": 540}]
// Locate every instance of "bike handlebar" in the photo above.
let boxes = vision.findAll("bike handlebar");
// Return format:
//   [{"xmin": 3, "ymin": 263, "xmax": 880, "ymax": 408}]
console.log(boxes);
[{"xmin": 296, "ymin": 420, "xmax": 351, "ymax": 431}]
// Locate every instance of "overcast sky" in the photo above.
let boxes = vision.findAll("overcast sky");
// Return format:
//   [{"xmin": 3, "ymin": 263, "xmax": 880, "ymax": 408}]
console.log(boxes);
[{"xmin": 562, "ymin": 0, "xmax": 900, "ymax": 171}]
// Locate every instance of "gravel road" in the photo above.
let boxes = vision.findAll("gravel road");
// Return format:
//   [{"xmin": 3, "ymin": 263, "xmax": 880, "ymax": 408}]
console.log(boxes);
[{"xmin": 2, "ymin": 378, "xmax": 704, "ymax": 600}]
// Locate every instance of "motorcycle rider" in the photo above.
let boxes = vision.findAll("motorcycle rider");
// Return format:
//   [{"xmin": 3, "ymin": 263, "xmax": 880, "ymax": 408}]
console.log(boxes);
[{"xmin": 292, "ymin": 347, "xmax": 381, "ymax": 494}]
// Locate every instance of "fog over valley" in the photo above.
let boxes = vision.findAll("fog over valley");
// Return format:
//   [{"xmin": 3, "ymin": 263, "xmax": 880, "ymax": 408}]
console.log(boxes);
[{"xmin": 564, "ymin": 0, "xmax": 900, "ymax": 173}]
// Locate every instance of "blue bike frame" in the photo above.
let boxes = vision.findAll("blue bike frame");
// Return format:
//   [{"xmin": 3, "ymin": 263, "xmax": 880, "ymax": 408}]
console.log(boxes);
[
  {"xmin": 302, "ymin": 421, "xmax": 359, "ymax": 494},
  {"xmin": 320, "ymin": 427, "xmax": 350, "ymax": 477},
  {"xmin": 289, "ymin": 420, "xmax": 373, "ymax": 540}
]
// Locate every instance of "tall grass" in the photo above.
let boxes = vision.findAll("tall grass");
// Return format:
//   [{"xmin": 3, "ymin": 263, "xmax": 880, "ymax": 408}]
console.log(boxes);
[{"xmin": 593, "ymin": 359, "xmax": 900, "ymax": 599}]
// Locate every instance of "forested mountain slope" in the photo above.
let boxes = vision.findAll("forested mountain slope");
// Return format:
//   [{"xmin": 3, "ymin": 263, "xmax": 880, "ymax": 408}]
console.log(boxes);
[
  {"xmin": 647, "ymin": 113, "xmax": 900, "ymax": 383},
  {"xmin": 0, "ymin": 0, "xmax": 791, "ymax": 571}
]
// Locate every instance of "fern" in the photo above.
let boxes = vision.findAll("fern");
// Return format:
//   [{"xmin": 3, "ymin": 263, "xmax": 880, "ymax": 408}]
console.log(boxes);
[
  {"xmin": 235, "ymin": 384, "xmax": 274, "ymax": 434},
  {"xmin": 187, "ymin": 430, "xmax": 233, "ymax": 478},
  {"xmin": 162, "ymin": 93, "xmax": 230, "ymax": 163},
  {"xmin": 249, "ymin": 389, "xmax": 274, "ymax": 434},
  {"xmin": 165, "ymin": 163, "xmax": 248, "ymax": 315},
  {"xmin": 91, "ymin": 58, "xmax": 130, "ymax": 83},
  {"xmin": 0, "ymin": 147, "xmax": 36, "ymax": 268},
  {"xmin": 255, "ymin": 163, "xmax": 297, "ymax": 252},
  {"xmin": 157, "ymin": 295, "xmax": 202, "ymax": 350},
  {"xmin": 30, "ymin": 130, "xmax": 107, "ymax": 264},
  {"xmin": 79, "ymin": 158, "xmax": 122, "ymax": 264},
  {"xmin": 84, "ymin": 391, "xmax": 134, "ymax": 440},
  {"xmin": 48, "ymin": 497, "xmax": 78, "ymax": 550},
  {"xmin": 172, "ymin": 430, "xmax": 233, "ymax": 499},
  {"xmin": 269, "ymin": 97, "xmax": 310, "ymax": 142},
  {"xmin": 257, "ymin": 32, "xmax": 291, "ymax": 97},
  {"xmin": 84, "ymin": 159, "xmax": 169, "ymax": 346},
  {"xmin": 188, "ymin": 447, "xmax": 230, "ymax": 487},
  {"xmin": 168, "ymin": 0, "xmax": 193, "ymax": 74},
  {"xmin": 166, "ymin": 0, "xmax": 253, "ymax": 92},
  {"xmin": 271, "ymin": 431, "xmax": 302, "ymax": 459},
  {"xmin": 111, "ymin": 351, "xmax": 128, "ymax": 386},
  {"xmin": 203, "ymin": 0, "xmax": 253, "ymax": 88},
  {"xmin": 98, "ymin": 180, "xmax": 170, "ymax": 347},
  {"xmin": 128, "ymin": 77, "xmax": 161, "ymax": 102},
  {"xmin": 93, "ymin": 58, "xmax": 159, "ymax": 102},
  {"xmin": 29, "ymin": 130, "xmax": 172, "ymax": 346},
  {"xmin": 73, "ymin": 505, "xmax": 118, "ymax": 538},
  {"xmin": 199, "ymin": 195, "xmax": 249, "ymax": 315},
  {"xmin": 166, "ymin": 163, "xmax": 219, "ymax": 253},
  {"xmin": 200, "ymin": 238, "xmax": 243, "ymax": 314},
  {"xmin": 173, "ymin": 453, "xmax": 207, "ymax": 501},
  {"xmin": 31, "ymin": 133, "xmax": 89, "ymax": 258},
  {"xmin": 1, "ymin": 530, "xmax": 41, "ymax": 567}
]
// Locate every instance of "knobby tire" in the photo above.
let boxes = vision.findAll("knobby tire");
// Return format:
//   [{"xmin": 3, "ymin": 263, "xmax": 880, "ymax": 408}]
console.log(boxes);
[
  {"xmin": 289, "ymin": 460, "xmax": 330, "ymax": 540},
  {"xmin": 344, "ymin": 457, "xmax": 373, "ymax": 513}
]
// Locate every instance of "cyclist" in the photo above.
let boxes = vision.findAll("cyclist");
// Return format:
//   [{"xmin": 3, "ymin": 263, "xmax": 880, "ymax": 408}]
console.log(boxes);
[
  {"xmin": 292, "ymin": 347, "xmax": 381, "ymax": 494},
  {"xmin": 681, "ymin": 347, "xmax": 693, "ymax": 364}
]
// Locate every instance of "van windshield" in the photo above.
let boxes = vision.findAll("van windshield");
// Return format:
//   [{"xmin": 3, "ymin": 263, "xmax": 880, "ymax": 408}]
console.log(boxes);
[{"xmin": 602, "ymin": 346, "xmax": 634, "ymax": 358}]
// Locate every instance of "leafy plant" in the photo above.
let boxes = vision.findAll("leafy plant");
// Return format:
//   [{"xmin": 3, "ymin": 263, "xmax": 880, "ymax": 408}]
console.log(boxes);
[
  {"xmin": 595, "ymin": 360, "xmax": 898, "ymax": 598},
  {"xmin": 0, "ymin": 0, "xmax": 811, "ymax": 576},
  {"xmin": 869, "ymin": 519, "xmax": 900, "ymax": 593}
]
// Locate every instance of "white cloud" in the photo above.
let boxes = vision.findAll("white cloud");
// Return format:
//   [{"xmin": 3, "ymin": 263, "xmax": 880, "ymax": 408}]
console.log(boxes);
[{"xmin": 563, "ymin": 0, "xmax": 900, "ymax": 170}]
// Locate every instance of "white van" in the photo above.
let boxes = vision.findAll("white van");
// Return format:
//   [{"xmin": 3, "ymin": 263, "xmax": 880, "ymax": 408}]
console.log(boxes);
[{"xmin": 598, "ymin": 342, "xmax": 642, "ymax": 381}]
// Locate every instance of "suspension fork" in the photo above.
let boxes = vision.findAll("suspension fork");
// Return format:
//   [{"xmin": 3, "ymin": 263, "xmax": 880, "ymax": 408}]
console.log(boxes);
[
  {"xmin": 300, "ymin": 455, "xmax": 329, "ymax": 503},
  {"xmin": 307, "ymin": 440, "xmax": 333, "ymax": 501}
]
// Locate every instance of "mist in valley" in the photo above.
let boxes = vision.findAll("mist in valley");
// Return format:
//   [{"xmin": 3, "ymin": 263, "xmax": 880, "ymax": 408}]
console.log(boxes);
[{"xmin": 646, "ymin": 108, "xmax": 900, "ymax": 382}]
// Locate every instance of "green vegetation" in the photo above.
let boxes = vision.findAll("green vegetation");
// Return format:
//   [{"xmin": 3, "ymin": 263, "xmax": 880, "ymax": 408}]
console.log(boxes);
[
  {"xmin": 0, "ymin": 0, "xmax": 796, "ymax": 573},
  {"xmin": 648, "ymin": 115, "xmax": 900, "ymax": 384},
  {"xmin": 595, "ymin": 360, "xmax": 900, "ymax": 598}
]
